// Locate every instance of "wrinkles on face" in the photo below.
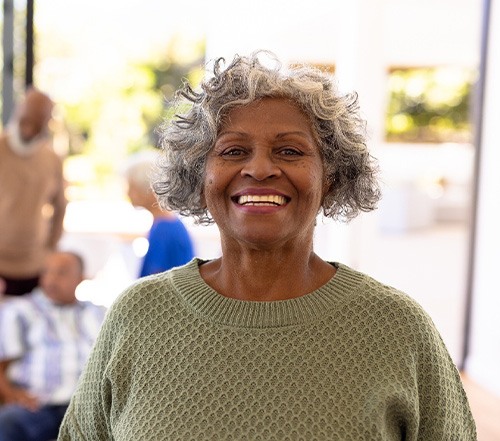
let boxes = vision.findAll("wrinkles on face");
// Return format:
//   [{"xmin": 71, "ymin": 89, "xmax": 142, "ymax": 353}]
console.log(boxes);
[{"xmin": 203, "ymin": 98, "xmax": 326, "ymax": 249}]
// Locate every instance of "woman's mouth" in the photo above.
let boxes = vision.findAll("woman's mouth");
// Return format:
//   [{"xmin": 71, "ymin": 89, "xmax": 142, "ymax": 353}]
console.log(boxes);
[{"xmin": 235, "ymin": 194, "xmax": 289, "ymax": 206}]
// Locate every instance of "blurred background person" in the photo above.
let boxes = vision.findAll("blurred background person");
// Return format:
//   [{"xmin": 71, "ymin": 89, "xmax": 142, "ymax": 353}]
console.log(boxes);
[
  {"xmin": 0, "ymin": 88, "xmax": 67, "ymax": 296},
  {"xmin": 125, "ymin": 150, "xmax": 194, "ymax": 277},
  {"xmin": 0, "ymin": 250, "xmax": 105, "ymax": 441}
]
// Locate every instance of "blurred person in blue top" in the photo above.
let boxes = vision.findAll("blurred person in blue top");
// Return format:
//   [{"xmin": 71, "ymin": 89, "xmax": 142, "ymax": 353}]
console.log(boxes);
[
  {"xmin": 125, "ymin": 151, "xmax": 194, "ymax": 277},
  {"xmin": 0, "ymin": 250, "xmax": 105, "ymax": 441}
]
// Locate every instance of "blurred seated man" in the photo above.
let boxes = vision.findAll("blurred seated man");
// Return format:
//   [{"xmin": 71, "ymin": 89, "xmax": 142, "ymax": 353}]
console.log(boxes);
[
  {"xmin": 125, "ymin": 151, "xmax": 194, "ymax": 277},
  {"xmin": 0, "ymin": 251, "xmax": 105, "ymax": 441}
]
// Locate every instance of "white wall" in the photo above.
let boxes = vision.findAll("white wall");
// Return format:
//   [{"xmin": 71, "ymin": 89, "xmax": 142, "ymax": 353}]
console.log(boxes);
[
  {"xmin": 466, "ymin": 0, "xmax": 500, "ymax": 397},
  {"xmin": 205, "ymin": 0, "xmax": 480, "ymax": 66},
  {"xmin": 205, "ymin": 0, "xmax": 341, "ymax": 65},
  {"xmin": 383, "ymin": 0, "xmax": 481, "ymax": 66}
]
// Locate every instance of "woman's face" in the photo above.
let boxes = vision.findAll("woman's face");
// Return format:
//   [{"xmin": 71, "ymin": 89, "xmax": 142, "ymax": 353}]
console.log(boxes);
[{"xmin": 203, "ymin": 97, "xmax": 327, "ymax": 249}]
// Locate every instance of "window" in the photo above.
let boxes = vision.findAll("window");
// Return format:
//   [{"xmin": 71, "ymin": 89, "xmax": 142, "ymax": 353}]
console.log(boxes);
[{"xmin": 385, "ymin": 66, "xmax": 476, "ymax": 143}]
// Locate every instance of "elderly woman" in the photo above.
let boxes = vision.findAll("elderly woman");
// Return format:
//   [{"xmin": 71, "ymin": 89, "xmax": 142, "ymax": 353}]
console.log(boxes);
[{"xmin": 58, "ymin": 53, "xmax": 476, "ymax": 440}]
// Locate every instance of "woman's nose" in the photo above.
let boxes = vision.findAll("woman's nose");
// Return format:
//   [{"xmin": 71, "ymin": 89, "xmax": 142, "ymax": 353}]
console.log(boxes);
[{"xmin": 240, "ymin": 150, "xmax": 281, "ymax": 181}]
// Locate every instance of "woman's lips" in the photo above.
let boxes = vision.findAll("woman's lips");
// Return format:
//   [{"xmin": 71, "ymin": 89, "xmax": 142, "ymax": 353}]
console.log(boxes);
[{"xmin": 236, "ymin": 194, "xmax": 288, "ymax": 206}]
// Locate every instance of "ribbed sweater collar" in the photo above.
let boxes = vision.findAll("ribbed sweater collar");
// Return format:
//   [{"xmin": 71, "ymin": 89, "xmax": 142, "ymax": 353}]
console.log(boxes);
[{"xmin": 171, "ymin": 258, "xmax": 366, "ymax": 329}]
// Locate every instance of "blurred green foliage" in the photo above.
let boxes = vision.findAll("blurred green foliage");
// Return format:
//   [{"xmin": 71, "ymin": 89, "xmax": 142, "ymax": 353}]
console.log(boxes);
[
  {"xmin": 386, "ymin": 67, "xmax": 476, "ymax": 143},
  {"xmin": 52, "ymin": 40, "xmax": 205, "ymax": 199},
  {"xmin": 62, "ymin": 42, "xmax": 205, "ymax": 157}
]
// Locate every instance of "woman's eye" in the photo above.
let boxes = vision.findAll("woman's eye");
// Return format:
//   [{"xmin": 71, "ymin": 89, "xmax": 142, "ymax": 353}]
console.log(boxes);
[
  {"xmin": 221, "ymin": 147, "xmax": 245, "ymax": 156},
  {"xmin": 279, "ymin": 147, "xmax": 302, "ymax": 156}
]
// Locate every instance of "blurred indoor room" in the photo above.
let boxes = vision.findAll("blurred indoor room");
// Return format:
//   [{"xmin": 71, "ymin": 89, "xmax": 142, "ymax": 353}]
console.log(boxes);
[{"xmin": 1, "ymin": 0, "xmax": 499, "ymax": 438}]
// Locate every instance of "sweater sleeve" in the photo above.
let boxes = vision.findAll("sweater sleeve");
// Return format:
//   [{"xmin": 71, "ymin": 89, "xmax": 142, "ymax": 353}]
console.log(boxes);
[
  {"xmin": 57, "ymin": 412, "xmax": 88, "ymax": 440},
  {"xmin": 57, "ymin": 303, "xmax": 118, "ymax": 440},
  {"xmin": 410, "ymin": 305, "xmax": 476, "ymax": 440}
]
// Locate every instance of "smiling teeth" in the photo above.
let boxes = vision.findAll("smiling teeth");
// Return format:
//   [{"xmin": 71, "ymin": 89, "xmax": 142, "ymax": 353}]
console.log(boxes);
[{"xmin": 237, "ymin": 195, "xmax": 287, "ymax": 206}]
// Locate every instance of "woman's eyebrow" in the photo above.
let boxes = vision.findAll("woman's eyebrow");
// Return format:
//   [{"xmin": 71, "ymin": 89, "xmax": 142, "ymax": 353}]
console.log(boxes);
[
  {"xmin": 216, "ymin": 130, "xmax": 248, "ymax": 139},
  {"xmin": 275, "ymin": 131, "xmax": 312, "ymax": 139},
  {"xmin": 215, "ymin": 131, "xmax": 314, "ymax": 144}
]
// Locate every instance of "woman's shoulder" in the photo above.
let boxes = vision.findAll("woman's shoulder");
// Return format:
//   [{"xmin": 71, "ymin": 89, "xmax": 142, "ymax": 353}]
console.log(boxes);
[
  {"xmin": 335, "ymin": 263, "xmax": 438, "ymax": 334},
  {"xmin": 331, "ymin": 264, "xmax": 449, "ymax": 364},
  {"xmin": 337, "ymin": 263, "xmax": 420, "ymax": 301}
]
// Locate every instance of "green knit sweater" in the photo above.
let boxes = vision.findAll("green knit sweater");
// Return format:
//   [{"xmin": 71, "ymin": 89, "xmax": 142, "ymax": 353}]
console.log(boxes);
[{"xmin": 58, "ymin": 259, "xmax": 476, "ymax": 440}]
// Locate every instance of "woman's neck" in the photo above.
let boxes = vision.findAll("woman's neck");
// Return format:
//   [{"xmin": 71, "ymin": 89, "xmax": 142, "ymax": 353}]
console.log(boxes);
[{"xmin": 199, "ymin": 246, "xmax": 335, "ymax": 302}]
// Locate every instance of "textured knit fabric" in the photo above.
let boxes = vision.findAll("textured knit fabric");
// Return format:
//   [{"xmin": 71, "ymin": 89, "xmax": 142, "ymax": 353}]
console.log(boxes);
[
  {"xmin": 58, "ymin": 259, "xmax": 476, "ymax": 440},
  {"xmin": 139, "ymin": 217, "xmax": 194, "ymax": 277},
  {"xmin": 0, "ymin": 289, "xmax": 106, "ymax": 405},
  {"xmin": 0, "ymin": 134, "xmax": 66, "ymax": 279}
]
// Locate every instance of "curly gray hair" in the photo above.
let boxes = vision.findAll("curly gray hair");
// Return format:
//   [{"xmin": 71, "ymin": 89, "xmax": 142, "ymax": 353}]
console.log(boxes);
[{"xmin": 153, "ymin": 51, "xmax": 380, "ymax": 224}]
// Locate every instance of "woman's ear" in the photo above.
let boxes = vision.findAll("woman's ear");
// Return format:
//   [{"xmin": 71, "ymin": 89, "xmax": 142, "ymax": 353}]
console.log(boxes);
[{"xmin": 321, "ymin": 173, "xmax": 334, "ymax": 202}]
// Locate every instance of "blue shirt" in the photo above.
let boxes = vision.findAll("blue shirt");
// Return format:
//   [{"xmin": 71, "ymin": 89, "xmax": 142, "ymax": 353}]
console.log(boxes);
[{"xmin": 139, "ymin": 217, "xmax": 194, "ymax": 277}]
